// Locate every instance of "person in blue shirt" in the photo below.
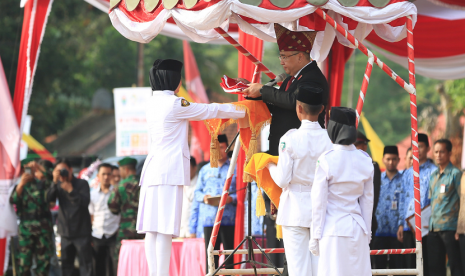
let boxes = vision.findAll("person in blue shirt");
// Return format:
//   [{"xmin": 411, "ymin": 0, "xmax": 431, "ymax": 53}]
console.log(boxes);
[
  {"xmin": 194, "ymin": 134, "xmax": 237, "ymax": 270},
  {"xmin": 188, "ymin": 161, "xmax": 209, "ymax": 238},
  {"xmin": 371, "ymin": 146, "xmax": 404, "ymax": 270},
  {"xmin": 397, "ymin": 133, "xmax": 436, "ymax": 274}
]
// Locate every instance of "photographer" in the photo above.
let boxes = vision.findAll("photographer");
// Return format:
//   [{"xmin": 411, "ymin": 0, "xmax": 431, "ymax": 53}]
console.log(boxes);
[
  {"xmin": 47, "ymin": 158, "xmax": 93, "ymax": 276},
  {"xmin": 9, "ymin": 160, "xmax": 54, "ymax": 276}
]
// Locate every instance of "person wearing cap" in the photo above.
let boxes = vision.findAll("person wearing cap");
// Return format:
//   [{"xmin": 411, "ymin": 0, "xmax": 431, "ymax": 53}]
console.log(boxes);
[
  {"xmin": 309, "ymin": 107, "xmax": 374, "ymax": 276},
  {"xmin": 194, "ymin": 134, "xmax": 237, "ymax": 270},
  {"xmin": 108, "ymin": 157, "xmax": 145, "ymax": 271},
  {"xmin": 241, "ymin": 24, "xmax": 329, "ymax": 155},
  {"xmin": 267, "ymin": 87, "xmax": 332, "ymax": 276},
  {"xmin": 137, "ymin": 59, "xmax": 245, "ymax": 276},
  {"xmin": 354, "ymin": 131, "xmax": 382, "ymax": 239},
  {"xmin": 241, "ymin": 24, "xmax": 329, "ymax": 267},
  {"xmin": 397, "ymin": 133, "xmax": 436, "ymax": 273},
  {"xmin": 10, "ymin": 159, "xmax": 54, "ymax": 276},
  {"xmin": 371, "ymin": 146, "xmax": 404, "ymax": 270}
]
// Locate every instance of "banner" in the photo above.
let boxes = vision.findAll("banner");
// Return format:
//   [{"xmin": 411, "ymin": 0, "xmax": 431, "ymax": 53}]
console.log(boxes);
[{"xmin": 113, "ymin": 87, "xmax": 151, "ymax": 156}]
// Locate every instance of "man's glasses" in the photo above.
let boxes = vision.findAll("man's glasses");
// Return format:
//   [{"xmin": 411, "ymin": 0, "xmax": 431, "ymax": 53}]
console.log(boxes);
[{"xmin": 278, "ymin": 53, "xmax": 299, "ymax": 61}]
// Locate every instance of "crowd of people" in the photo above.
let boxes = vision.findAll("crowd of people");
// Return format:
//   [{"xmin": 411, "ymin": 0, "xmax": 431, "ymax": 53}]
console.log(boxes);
[
  {"xmin": 11, "ymin": 156, "xmax": 144, "ymax": 276},
  {"xmin": 369, "ymin": 134, "xmax": 465, "ymax": 276},
  {"xmin": 7, "ymin": 23, "xmax": 465, "ymax": 276}
]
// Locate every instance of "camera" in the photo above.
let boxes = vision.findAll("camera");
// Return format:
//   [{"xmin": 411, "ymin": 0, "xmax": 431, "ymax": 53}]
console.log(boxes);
[
  {"xmin": 59, "ymin": 169, "xmax": 69, "ymax": 178},
  {"xmin": 24, "ymin": 167, "xmax": 32, "ymax": 175}
]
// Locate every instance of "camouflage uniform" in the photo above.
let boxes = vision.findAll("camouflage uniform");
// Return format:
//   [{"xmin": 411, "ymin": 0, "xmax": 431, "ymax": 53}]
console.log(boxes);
[
  {"xmin": 108, "ymin": 174, "xmax": 145, "ymax": 262},
  {"xmin": 10, "ymin": 179, "xmax": 54, "ymax": 276}
]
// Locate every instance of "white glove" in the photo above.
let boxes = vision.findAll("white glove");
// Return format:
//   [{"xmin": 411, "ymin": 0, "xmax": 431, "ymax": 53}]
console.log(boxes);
[{"xmin": 309, "ymin": 238, "xmax": 320, "ymax": 256}]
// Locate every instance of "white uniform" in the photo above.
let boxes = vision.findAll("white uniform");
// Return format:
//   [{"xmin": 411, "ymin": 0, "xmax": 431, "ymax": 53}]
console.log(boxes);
[
  {"xmin": 136, "ymin": 90, "xmax": 245, "ymax": 236},
  {"xmin": 311, "ymin": 144, "xmax": 374, "ymax": 276},
  {"xmin": 268, "ymin": 120, "xmax": 332, "ymax": 276}
]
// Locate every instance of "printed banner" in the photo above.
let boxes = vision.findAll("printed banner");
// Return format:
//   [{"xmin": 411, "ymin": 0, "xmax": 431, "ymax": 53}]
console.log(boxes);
[{"xmin": 113, "ymin": 87, "xmax": 151, "ymax": 156}]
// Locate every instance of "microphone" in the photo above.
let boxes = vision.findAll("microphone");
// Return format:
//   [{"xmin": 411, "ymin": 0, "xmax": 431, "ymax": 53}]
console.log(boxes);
[{"xmin": 264, "ymin": 73, "xmax": 287, "ymax": 87}]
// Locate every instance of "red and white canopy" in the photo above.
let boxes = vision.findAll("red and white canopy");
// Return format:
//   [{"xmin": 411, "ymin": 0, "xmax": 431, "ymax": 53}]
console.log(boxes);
[
  {"xmin": 366, "ymin": 0, "xmax": 465, "ymax": 80},
  {"xmin": 105, "ymin": 0, "xmax": 417, "ymax": 61}
]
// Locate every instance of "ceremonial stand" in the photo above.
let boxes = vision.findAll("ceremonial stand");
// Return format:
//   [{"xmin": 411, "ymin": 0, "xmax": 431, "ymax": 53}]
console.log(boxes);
[{"xmin": 207, "ymin": 132, "xmax": 282, "ymax": 276}]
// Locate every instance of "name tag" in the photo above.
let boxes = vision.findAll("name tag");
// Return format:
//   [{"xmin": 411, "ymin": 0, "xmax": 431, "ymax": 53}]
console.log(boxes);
[
  {"xmin": 391, "ymin": 200, "xmax": 398, "ymax": 210},
  {"xmin": 440, "ymin": 184, "xmax": 446, "ymax": 194}
]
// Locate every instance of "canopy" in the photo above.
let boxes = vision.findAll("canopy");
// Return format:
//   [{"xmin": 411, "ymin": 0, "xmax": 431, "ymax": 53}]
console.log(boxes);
[
  {"xmin": 366, "ymin": 0, "xmax": 465, "ymax": 80},
  {"xmin": 85, "ymin": 0, "xmax": 239, "ymax": 43},
  {"xmin": 107, "ymin": 0, "xmax": 417, "ymax": 61}
]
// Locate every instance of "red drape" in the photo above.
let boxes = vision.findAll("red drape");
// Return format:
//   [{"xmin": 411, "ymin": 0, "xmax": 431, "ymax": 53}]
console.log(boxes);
[
  {"xmin": 327, "ymin": 42, "xmax": 354, "ymax": 109},
  {"xmin": 13, "ymin": 0, "xmax": 53, "ymax": 128},
  {"xmin": 234, "ymin": 30, "xmax": 264, "ymax": 267}
]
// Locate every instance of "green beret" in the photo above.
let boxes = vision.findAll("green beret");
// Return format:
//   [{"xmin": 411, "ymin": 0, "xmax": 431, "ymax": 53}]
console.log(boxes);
[
  {"xmin": 118, "ymin": 157, "xmax": 137, "ymax": 166},
  {"xmin": 21, "ymin": 157, "xmax": 35, "ymax": 166}
]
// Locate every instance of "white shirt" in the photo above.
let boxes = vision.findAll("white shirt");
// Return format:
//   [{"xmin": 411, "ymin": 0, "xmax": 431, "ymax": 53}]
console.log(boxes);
[
  {"xmin": 268, "ymin": 120, "xmax": 333, "ymax": 227},
  {"xmin": 311, "ymin": 144, "xmax": 374, "ymax": 240},
  {"xmin": 89, "ymin": 185, "xmax": 120, "ymax": 239},
  {"xmin": 140, "ymin": 90, "xmax": 245, "ymax": 187}
]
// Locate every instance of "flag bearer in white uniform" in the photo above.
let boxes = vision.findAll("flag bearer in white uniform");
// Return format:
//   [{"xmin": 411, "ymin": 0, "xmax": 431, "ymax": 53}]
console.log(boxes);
[
  {"xmin": 310, "ymin": 107, "xmax": 374, "ymax": 276},
  {"xmin": 136, "ymin": 59, "xmax": 245, "ymax": 276},
  {"xmin": 267, "ymin": 87, "xmax": 333, "ymax": 276}
]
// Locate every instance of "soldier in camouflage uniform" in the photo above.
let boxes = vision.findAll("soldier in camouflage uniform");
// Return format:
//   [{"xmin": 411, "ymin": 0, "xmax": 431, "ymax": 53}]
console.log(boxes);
[
  {"xmin": 108, "ymin": 157, "xmax": 145, "ymax": 269},
  {"xmin": 10, "ymin": 160, "xmax": 54, "ymax": 276}
]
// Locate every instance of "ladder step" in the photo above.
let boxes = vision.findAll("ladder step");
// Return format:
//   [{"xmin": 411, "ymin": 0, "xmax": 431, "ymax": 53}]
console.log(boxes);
[
  {"xmin": 215, "ymin": 268, "xmax": 284, "ymax": 275},
  {"xmin": 372, "ymin": 269, "xmax": 419, "ymax": 275}
]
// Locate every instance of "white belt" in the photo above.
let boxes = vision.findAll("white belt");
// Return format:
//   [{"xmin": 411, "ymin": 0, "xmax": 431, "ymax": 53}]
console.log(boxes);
[{"xmin": 286, "ymin": 184, "xmax": 312, "ymax": 192}]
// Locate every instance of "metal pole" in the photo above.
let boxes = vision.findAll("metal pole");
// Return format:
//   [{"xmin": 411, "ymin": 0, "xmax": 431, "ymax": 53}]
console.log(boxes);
[
  {"xmin": 207, "ymin": 135, "xmax": 242, "ymax": 275},
  {"xmin": 407, "ymin": 15, "xmax": 423, "ymax": 276}
]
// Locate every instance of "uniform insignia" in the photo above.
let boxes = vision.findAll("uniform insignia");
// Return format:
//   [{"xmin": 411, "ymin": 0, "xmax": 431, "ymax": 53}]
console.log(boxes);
[
  {"xmin": 181, "ymin": 99, "xmax": 190, "ymax": 107},
  {"xmin": 280, "ymin": 142, "xmax": 286, "ymax": 152}
]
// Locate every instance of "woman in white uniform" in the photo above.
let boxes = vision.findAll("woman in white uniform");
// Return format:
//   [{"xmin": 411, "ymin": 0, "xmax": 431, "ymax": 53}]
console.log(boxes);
[
  {"xmin": 137, "ymin": 59, "xmax": 245, "ymax": 276},
  {"xmin": 309, "ymin": 107, "xmax": 374, "ymax": 276}
]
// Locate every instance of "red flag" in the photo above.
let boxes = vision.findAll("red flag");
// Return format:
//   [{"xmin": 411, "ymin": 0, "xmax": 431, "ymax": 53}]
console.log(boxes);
[
  {"xmin": 13, "ymin": 0, "xmax": 54, "ymax": 130},
  {"xmin": 183, "ymin": 41, "xmax": 211, "ymax": 162}
]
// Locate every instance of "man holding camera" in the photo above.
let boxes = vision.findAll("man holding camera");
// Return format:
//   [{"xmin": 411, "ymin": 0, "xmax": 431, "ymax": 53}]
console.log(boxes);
[
  {"xmin": 10, "ymin": 160, "xmax": 54, "ymax": 276},
  {"xmin": 47, "ymin": 159, "xmax": 93, "ymax": 276}
]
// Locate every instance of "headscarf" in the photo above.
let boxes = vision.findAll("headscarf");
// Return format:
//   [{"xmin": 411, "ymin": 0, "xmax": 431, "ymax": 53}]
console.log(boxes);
[
  {"xmin": 327, "ymin": 107, "xmax": 357, "ymax": 145},
  {"xmin": 149, "ymin": 59, "xmax": 183, "ymax": 91}
]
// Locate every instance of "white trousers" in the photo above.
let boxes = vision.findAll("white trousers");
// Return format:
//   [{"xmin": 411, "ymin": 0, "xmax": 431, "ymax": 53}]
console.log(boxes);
[
  {"xmin": 145, "ymin": 232, "xmax": 172, "ymax": 276},
  {"xmin": 282, "ymin": 226, "xmax": 319, "ymax": 276}
]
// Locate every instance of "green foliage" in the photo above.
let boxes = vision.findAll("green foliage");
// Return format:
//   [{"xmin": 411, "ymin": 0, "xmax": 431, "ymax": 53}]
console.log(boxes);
[
  {"xmin": 445, "ymin": 79, "xmax": 465, "ymax": 114},
  {"xmin": 340, "ymin": 49, "xmax": 442, "ymax": 145}
]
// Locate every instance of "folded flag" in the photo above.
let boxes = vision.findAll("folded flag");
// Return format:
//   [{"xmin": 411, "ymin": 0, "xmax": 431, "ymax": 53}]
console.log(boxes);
[{"xmin": 220, "ymin": 75, "xmax": 248, "ymax": 94}]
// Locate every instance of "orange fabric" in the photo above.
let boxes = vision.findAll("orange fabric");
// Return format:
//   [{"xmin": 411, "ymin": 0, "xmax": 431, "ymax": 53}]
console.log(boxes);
[
  {"xmin": 204, "ymin": 100, "xmax": 271, "ymax": 167},
  {"xmin": 244, "ymin": 153, "xmax": 281, "ymax": 208}
]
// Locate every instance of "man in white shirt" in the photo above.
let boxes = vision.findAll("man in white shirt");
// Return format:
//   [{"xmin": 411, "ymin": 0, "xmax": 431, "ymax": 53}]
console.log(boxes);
[
  {"xmin": 310, "ymin": 107, "xmax": 374, "ymax": 276},
  {"xmin": 89, "ymin": 163, "xmax": 121, "ymax": 276},
  {"xmin": 268, "ymin": 87, "xmax": 332, "ymax": 276}
]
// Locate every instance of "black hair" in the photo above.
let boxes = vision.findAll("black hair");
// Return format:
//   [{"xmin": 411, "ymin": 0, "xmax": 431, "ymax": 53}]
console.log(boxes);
[
  {"xmin": 298, "ymin": 101, "xmax": 323, "ymax": 116},
  {"xmin": 406, "ymin": 147, "xmax": 412, "ymax": 154},
  {"xmin": 97, "ymin": 163, "xmax": 113, "ymax": 172},
  {"xmin": 54, "ymin": 158, "xmax": 72, "ymax": 169},
  {"xmin": 111, "ymin": 165, "xmax": 119, "ymax": 171},
  {"xmin": 190, "ymin": 156, "xmax": 197, "ymax": 167},
  {"xmin": 434, "ymin": 139, "xmax": 452, "ymax": 152}
]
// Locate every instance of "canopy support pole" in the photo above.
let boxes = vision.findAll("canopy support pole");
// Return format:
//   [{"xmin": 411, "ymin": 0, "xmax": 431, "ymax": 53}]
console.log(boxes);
[
  {"xmin": 314, "ymin": 8, "xmax": 422, "ymax": 276},
  {"xmin": 214, "ymin": 28, "xmax": 276, "ymax": 80},
  {"xmin": 314, "ymin": 8, "xmax": 415, "ymax": 96},
  {"xmin": 407, "ymin": 14, "xmax": 423, "ymax": 276}
]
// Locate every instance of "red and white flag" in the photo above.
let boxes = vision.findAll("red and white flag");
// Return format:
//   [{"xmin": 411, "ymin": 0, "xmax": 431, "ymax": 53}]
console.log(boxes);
[{"xmin": 220, "ymin": 75, "xmax": 249, "ymax": 94}]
